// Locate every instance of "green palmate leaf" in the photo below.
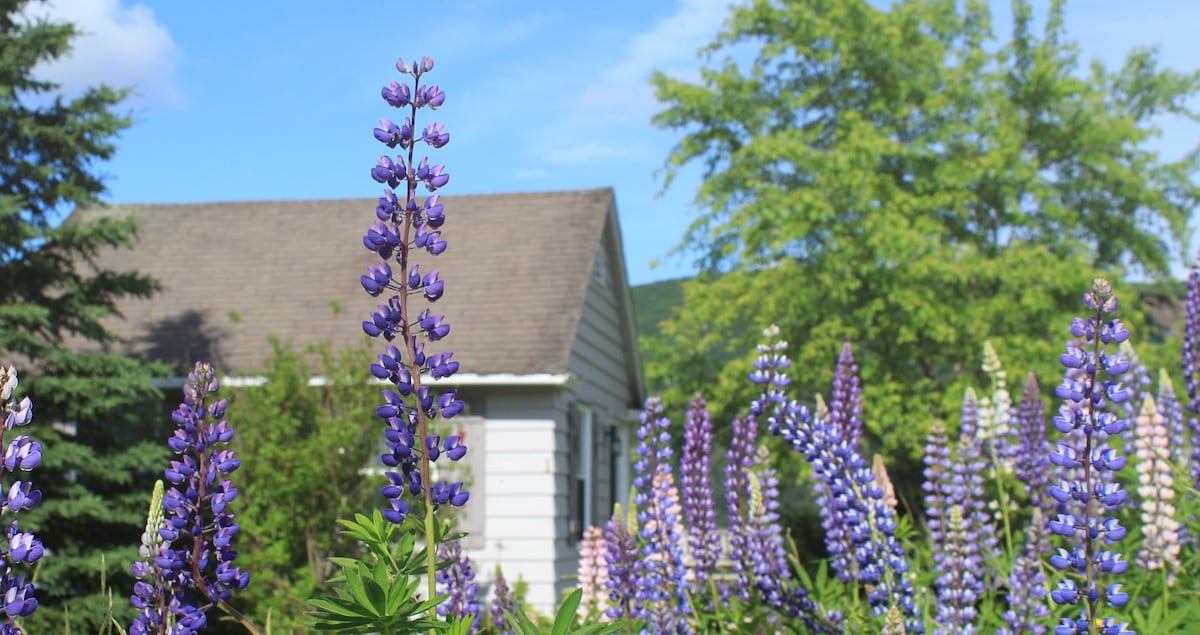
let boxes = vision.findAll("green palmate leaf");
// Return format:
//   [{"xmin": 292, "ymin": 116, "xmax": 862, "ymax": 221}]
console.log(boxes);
[
  {"xmin": 308, "ymin": 597, "xmax": 376, "ymax": 620},
  {"xmin": 570, "ymin": 623, "xmax": 624, "ymax": 635}
]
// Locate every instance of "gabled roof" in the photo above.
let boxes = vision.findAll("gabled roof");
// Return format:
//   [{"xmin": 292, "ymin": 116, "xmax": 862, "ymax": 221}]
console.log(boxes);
[{"xmin": 66, "ymin": 188, "xmax": 636, "ymax": 379}]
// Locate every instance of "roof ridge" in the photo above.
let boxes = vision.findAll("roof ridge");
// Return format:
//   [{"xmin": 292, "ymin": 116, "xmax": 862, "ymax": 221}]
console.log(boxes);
[{"xmin": 96, "ymin": 186, "xmax": 615, "ymax": 209}]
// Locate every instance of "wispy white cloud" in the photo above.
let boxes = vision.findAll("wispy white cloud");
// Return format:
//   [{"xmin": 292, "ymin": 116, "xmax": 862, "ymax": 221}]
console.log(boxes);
[
  {"xmin": 573, "ymin": 0, "xmax": 732, "ymax": 120},
  {"xmin": 25, "ymin": 0, "xmax": 182, "ymax": 106},
  {"xmin": 523, "ymin": 0, "xmax": 731, "ymax": 168}
]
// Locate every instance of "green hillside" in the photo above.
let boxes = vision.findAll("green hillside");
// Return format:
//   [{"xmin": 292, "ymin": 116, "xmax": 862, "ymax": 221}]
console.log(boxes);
[{"xmin": 630, "ymin": 276, "xmax": 687, "ymax": 342}]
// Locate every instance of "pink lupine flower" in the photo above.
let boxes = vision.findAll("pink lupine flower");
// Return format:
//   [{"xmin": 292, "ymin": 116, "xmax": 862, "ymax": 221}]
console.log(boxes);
[
  {"xmin": 1133, "ymin": 395, "xmax": 1181, "ymax": 584},
  {"xmin": 577, "ymin": 525, "xmax": 608, "ymax": 617}
]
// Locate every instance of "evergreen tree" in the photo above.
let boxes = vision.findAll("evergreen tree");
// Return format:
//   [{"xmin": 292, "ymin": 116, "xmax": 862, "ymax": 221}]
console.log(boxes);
[{"xmin": 0, "ymin": 1, "xmax": 164, "ymax": 629}]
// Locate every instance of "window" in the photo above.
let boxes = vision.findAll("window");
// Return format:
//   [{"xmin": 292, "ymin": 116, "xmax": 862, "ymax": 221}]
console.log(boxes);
[
  {"xmin": 608, "ymin": 424, "xmax": 624, "ymax": 511},
  {"xmin": 572, "ymin": 403, "xmax": 594, "ymax": 537}
]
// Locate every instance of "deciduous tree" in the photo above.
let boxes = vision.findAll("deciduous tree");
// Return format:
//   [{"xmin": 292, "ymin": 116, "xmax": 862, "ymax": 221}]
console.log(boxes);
[{"xmin": 646, "ymin": 0, "xmax": 1198, "ymax": 463}]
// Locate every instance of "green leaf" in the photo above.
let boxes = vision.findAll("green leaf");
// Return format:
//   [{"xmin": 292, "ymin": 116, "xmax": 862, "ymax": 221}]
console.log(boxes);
[{"xmin": 552, "ymin": 588, "xmax": 584, "ymax": 635}]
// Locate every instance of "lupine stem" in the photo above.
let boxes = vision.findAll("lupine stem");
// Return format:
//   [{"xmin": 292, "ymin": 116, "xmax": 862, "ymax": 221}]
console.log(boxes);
[{"xmin": 396, "ymin": 174, "xmax": 438, "ymax": 602}]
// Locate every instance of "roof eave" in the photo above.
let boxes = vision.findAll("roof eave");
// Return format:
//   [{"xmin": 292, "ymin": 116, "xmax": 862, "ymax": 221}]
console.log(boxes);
[{"xmin": 153, "ymin": 372, "xmax": 573, "ymax": 390}]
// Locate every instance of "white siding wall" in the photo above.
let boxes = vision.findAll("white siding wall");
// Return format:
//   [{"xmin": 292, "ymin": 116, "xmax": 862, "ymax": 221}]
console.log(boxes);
[
  {"xmin": 466, "ymin": 211, "xmax": 643, "ymax": 617},
  {"xmin": 556, "ymin": 213, "xmax": 642, "ymax": 600},
  {"xmin": 465, "ymin": 391, "xmax": 568, "ymax": 614}
]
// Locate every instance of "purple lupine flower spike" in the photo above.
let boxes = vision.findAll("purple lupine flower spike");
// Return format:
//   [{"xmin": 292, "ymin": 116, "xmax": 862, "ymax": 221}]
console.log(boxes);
[
  {"xmin": 954, "ymin": 388, "xmax": 1000, "ymax": 582},
  {"xmin": 490, "ymin": 565, "xmax": 517, "ymax": 635},
  {"xmin": 830, "ymin": 341, "xmax": 864, "ymax": 447},
  {"xmin": 723, "ymin": 412, "xmax": 759, "ymax": 602},
  {"xmin": 681, "ymin": 393, "xmax": 720, "ymax": 587},
  {"xmin": 436, "ymin": 540, "xmax": 481, "ymax": 632},
  {"xmin": 631, "ymin": 397, "xmax": 689, "ymax": 633},
  {"xmin": 1183, "ymin": 253, "xmax": 1200, "ymax": 492},
  {"xmin": 750, "ymin": 329, "xmax": 919, "ymax": 633},
  {"xmin": 817, "ymin": 342, "xmax": 863, "ymax": 581},
  {"xmin": 1156, "ymin": 371, "xmax": 1186, "ymax": 470},
  {"xmin": 1013, "ymin": 372, "xmax": 1051, "ymax": 510},
  {"xmin": 0, "ymin": 365, "xmax": 43, "ymax": 632},
  {"xmin": 928, "ymin": 388, "xmax": 996, "ymax": 635},
  {"xmin": 922, "ymin": 420, "xmax": 953, "ymax": 573},
  {"xmin": 1047, "ymin": 279, "xmax": 1133, "ymax": 634},
  {"xmin": 997, "ymin": 508, "xmax": 1050, "ymax": 635},
  {"xmin": 932, "ymin": 506, "xmax": 981, "ymax": 634},
  {"xmin": 603, "ymin": 504, "xmax": 642, "ymax": 624},
  {"xmin": 131, "ymin": 362, "xmax": 250, "ymax": 635},
  {"xmin": 363, "ymin": 56, "xmax": 467, "ymax": 524}
]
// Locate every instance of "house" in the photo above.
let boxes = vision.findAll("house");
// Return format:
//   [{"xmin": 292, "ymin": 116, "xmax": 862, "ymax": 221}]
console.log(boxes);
[{"xmin": 65, "ymin": 187, "xmax": 646, "ymax": 612}]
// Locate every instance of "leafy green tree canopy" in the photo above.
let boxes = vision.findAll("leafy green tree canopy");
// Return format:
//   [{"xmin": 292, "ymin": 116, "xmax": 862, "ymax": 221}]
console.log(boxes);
[
  {"xmin": 223, "ymin": 338, "xmax": 383, "ymax": 633},
  {"xmin": 646, "ymin": 0, "xmax": 1199, "ymax": 455}
]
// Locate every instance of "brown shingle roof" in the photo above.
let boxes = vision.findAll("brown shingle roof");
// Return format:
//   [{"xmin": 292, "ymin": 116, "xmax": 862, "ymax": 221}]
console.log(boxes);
[{"xmin": 66, "ymin": 188, "xmax": 617, "ymax": 376}]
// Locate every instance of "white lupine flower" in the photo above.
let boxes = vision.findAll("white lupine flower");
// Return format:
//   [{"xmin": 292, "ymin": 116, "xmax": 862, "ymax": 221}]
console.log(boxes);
[{"xmin": 978, "ymin": 341, "xmax": 1014, "ymax": 472}]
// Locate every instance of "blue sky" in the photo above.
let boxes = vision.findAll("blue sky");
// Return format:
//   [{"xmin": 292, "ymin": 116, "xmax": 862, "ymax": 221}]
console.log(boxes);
[{"xmin": 30, "ymin": 0, "xmax": 1200, "ymax": 286}]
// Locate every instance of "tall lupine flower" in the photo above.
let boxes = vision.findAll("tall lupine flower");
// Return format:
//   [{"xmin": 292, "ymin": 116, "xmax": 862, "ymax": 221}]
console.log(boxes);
[
  {"xmin": 0, "ymin": 365, "xmax": 41, "ymax": 631},
  {"xmin": 1047, "ymin": 278, "xmax": 1133, "ymax": 635},
  {"xmin": 997, "ymin": 509, "xmax": 1051, "ymax": 635},
  {"xmin": 932, "ymin": 506, "xmax": 981, "ymax": 635},
  {"xmin": 723, "ymin": 413, "xmax": 758, "ymax": 601},
  {"xmin": 1013, "ymin": 372, "xmax": 1051, "ymax": 510},
  {"xmin": 132, "ymin": 362, "xmax": 253, "ymax": 635},
  {"xmin": 362, "ymin": 56, "xmax": 468, "ymax": 602},
  {"xmin": 953, "ymin": 388, "xmax": 1000, "ymax": 582},
  {"xmin": 830, "ymin": 342, "xmax": 864, "ymax": 447},
  {"xmin": 745, "ymin": 452, "xmax": 842, "ymax": 635},
  {"xmin": 631, "ymin": 397, "xmax": 688, "ymax": 634},
  {"xmin": 1183, "ymin": 253, "xmax": 1200, "ymax": 491},
  {"xmin": 1132, "ymin": 395, "xmax": 1180, "ymax": 584},
  {"xmin": 680, "ymin": 393, "xmax": 720, "ymax": 587},
  {"xmin": 436, "ymin": 540, "xmax": 481, "ymax": 632},
  {"xmin": 750, "ymin": 330, "xmax": 920, "ymax": 633},
  {"xmin": 490, "ymin": 566, "xmax": 517, "ymax": 635},
  {"xmin": 130, "ymin": 480, "xmax": 188, "ymax": 635},
  {"xmin": 1155, "ymin": 370, "xmax": 1186, "ymax": 471},
  {"xmin": 816, "ymin": 342, "xmax": 864, "ymax": 580},
  {"xmin": 603, "ymin": 503, "xmax": 642, "ymax": 624},
  {"xmin": 1155, "ymin": 370, "xmax": 1191, "ymax": 549},
  {"xmin": 926, "ymin": 390, "xmax": 995, "ymax": 635},
  {"xmin": 923, "ymin": 420, "xmax": 954, "ymax": 571},
  {"xmin": 577, "ymin": 526, "xmax": 608, "ymax": 617},
  {"xmin": 978, "ymin": 341, "xmax": 1016, "ymax": 470}
]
